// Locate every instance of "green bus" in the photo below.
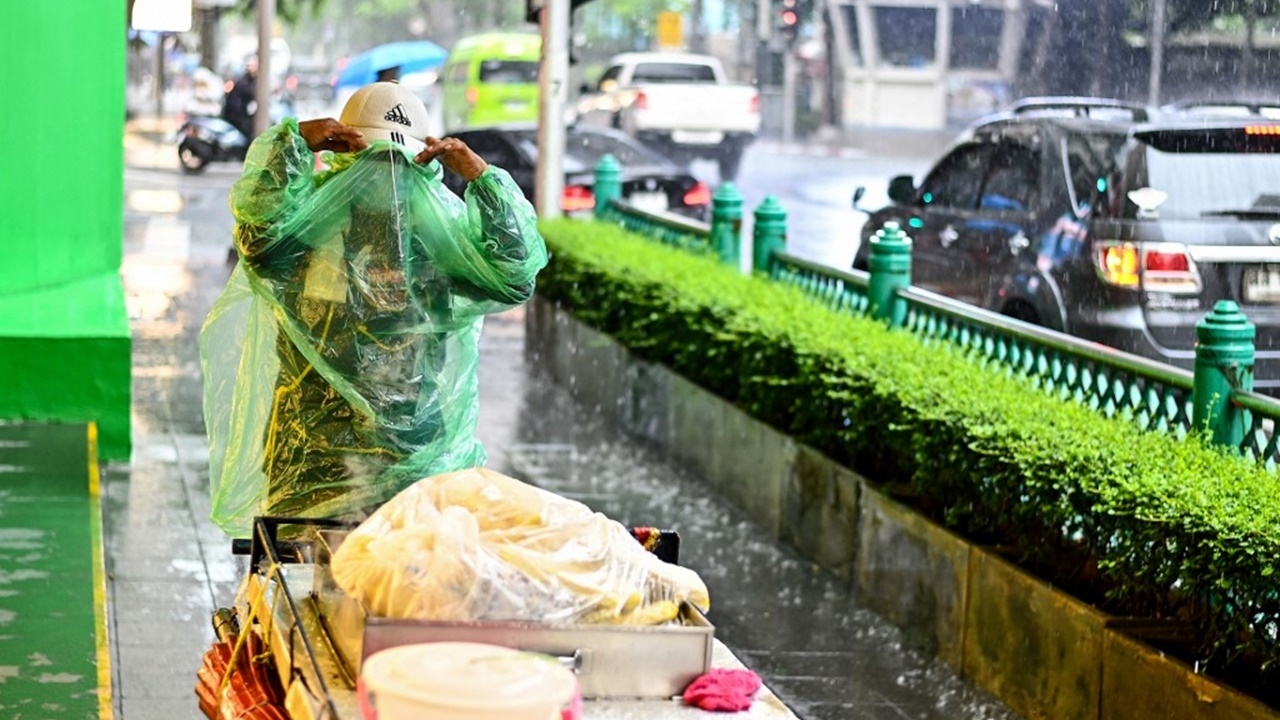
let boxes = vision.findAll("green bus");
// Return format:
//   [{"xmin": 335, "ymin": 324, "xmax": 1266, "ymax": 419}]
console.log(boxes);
[{"xmin": 440, "ymin": 32, "xmax": 542, "ymax": 132}]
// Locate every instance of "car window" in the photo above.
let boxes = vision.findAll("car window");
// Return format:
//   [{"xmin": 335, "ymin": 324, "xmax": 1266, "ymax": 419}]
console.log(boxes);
[
  {"xmin": 979, "ymin": 144, "xmax": 1038, "ymax": 212},
  {"xmin": 1127, "ymin": 148, "xmax": 1280, "ymax": 220},
  {"xmin": 919, "ymin": 144, "xmax": 992, "ymax": 209},
  {"xmin": 596, "ymin": 65, "xmax": 622, "ymax": 90},
  {"xmin": 478, "ymin": 60, "xmax": 539, "ymax": 84},
  {"xmin": 445, "ymin": 62, "xmax": 469, "ymax": 84},
  {"xmin": 629, "ymin": 62, "xmax": 717, "ymax": 83},
  {"xmin": 1061, "ymin": 133, "xmax": 1124, "ymax": 216}
]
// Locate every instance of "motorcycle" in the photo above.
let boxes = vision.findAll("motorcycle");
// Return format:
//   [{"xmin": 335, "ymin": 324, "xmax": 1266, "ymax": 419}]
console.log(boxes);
[
  {"xmin": 176, "ymin": 115, "xmax": 249, "ymax": 175},
  {"xmin": 175, "ymin": 96, "xmax": 296, "ymax": 175}
]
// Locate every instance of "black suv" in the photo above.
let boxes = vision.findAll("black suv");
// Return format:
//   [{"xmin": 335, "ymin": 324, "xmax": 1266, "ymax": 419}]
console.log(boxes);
[{"xmin": 853, "ymin": 97, "xmax": 1280, "ymax": 391}]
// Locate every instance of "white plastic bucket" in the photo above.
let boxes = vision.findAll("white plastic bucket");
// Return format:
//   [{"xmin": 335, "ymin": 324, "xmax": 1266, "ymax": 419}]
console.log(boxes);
[{"xmin": 358, "ymin": 641, "xmax": 581, "ymax": 720}]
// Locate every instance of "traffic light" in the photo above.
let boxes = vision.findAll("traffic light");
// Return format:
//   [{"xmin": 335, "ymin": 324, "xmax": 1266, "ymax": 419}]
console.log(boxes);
[{"xmin": 778, "ymin": 0, "xmax": 799, "ymax": 46}]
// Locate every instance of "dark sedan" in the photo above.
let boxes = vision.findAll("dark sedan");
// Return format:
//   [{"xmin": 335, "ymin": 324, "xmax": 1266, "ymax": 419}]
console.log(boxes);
[{"xmin": 443, "ymin": 124, "xmax": 711, "ymax": 220}]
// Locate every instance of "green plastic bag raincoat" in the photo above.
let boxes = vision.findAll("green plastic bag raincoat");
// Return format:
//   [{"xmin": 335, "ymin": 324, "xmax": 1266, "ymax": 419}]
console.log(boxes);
[{"xmin": 201, "ymin": 118, "xmax": 547, "ymax": 537}]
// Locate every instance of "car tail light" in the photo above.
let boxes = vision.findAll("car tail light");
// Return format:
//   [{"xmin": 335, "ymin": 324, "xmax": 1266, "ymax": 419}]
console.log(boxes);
[
  {"xmin": 633, "ymin": 90, "xmax": 648, "ymax": 111},
  {"xmin": 749, "ymin": 93, "xmax": 759, "ymax": 115},
  {"xmin": 1097, "ymin": 243, "xmax": 1140, "ymax": 287},
  {"xmin": 1145, "ymin": 250, "xmax": 1189, "ymax": 272},
  {"xmin": 683, "ymin": 182, "xmax": 711, "ymax": 206},
  {"xmin": 1094, "ymin": 241, "xmax": 1201, "ymax": 294},
  {"xmin": 466, "ymin": 86, "xmax": 479, "ymax": 105},
  {"xmin": 561, "ymin": 184, "xmax": 595, "ymax": 212}
]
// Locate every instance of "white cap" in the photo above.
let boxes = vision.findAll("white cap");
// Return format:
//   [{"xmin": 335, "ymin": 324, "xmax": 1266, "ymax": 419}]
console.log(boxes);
[{"xmin": 339, "ymin": 81, "xmax": 430, "ymax": 155}]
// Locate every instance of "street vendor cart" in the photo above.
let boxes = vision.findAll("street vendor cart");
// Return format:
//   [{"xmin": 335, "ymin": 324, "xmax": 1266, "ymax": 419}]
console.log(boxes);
[{"xmin": 197, "ymin": 513, "xmax": 801, "ymax": 719}]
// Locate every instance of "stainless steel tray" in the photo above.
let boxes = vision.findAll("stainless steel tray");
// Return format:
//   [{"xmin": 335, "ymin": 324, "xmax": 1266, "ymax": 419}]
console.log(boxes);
[{"xmin": 311, "ymin": 527, "xmax": 715, "ymax": 699}]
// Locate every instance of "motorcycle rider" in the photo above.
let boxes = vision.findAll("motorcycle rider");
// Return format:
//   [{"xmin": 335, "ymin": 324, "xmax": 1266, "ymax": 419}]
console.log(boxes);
[{"xmin": 221, "ymin": 55, "xmax": 258, "ymax": 139}]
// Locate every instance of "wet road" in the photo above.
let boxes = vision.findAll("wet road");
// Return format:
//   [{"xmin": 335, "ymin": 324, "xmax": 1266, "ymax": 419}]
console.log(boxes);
[
  {"xmin": 111, "ymin": 130, "xmax": 1018, "ymax": 719},
  {"xmin": 687, "ymin": 147, "xmax": 932, "ymax": 271},
  {"xmin": 476, "ymin": 313, "xmax": 1019, "ymax": 720}
]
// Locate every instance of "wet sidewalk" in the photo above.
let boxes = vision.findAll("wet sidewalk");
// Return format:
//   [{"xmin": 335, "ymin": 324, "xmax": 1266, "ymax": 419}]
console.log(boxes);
[{"xmin": 109, "ymin": 127, "xmax": 1020, "ymax": 719}]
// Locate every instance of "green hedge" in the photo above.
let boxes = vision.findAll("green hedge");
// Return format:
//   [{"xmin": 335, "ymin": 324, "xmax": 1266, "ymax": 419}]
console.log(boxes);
[{"xmin": 537, "ymin": 217, "xmax": 1280, "ymax": 698}]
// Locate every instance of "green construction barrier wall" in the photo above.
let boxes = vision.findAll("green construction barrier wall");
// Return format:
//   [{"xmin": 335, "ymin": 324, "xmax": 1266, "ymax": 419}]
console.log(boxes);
[{"xmin": 0, "ymin": 5, "xmax": 132, "ymax": 459}]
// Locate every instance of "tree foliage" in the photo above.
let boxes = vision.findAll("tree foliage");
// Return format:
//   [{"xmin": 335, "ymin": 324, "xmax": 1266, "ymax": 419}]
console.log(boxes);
[
  {"xmin": 1156, "ymin": 0, "xmax": 1280, "ymax": 34},
  {"xmin": 233, "ymin": 0, "xmax": 331, "ymax": 27},
  {"xmin": 574, "ymin": 0, "xmax": 692, "ymax": 71}
]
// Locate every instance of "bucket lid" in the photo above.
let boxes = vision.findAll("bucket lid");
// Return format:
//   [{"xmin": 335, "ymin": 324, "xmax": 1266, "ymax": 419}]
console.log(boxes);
[{"xmin": 361, "ymin": 642, "xmax": 578, "ymax": 711}]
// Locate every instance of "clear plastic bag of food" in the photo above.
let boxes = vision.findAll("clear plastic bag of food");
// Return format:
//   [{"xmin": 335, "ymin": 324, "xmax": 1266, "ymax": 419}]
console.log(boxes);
[{"xmin": 330, "ymin": 467, "xmax": 711, "ymax": 625}]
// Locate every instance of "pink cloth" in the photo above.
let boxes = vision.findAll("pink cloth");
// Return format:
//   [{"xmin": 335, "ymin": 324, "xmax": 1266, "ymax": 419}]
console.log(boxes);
[{"xmin": 681, "ymin": 668, "xmax": 763, "ymax": 712}]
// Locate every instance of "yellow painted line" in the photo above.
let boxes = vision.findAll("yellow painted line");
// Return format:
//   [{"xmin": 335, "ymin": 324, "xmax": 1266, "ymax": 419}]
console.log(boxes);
[{"xmin": 87, "ymin": 423, "xmax": 114, "ymax": 720}]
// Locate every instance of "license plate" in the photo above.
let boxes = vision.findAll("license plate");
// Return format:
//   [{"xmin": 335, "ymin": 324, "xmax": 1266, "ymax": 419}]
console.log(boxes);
[
  {"xmin": 1244, "ymin": 265, "xmax": 1280, "ymax": 303},
  {"xmin": 627, "ymin": 191, "xmax": 668, "ymax": 213},
  {"xmin": 671, "ymin": 129, "xmax": 724, "ymax": 145}
]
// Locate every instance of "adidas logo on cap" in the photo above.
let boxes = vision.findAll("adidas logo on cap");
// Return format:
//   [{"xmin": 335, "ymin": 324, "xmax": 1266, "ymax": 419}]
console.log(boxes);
[{"xmin": 384, "ymin": 104, "xmax": 412, "ymax": 127}]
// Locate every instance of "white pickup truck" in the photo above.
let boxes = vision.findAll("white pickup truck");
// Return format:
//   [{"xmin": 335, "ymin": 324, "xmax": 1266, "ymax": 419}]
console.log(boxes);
[{"xmin": 573, "ymin": 52, "xmax": 761, "ymax": 180}]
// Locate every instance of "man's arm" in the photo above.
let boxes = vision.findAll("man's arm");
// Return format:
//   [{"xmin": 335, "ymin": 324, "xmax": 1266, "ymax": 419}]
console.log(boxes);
[{"xmin": 413, "ymin": 138, "xmax": 548, "ymax": 310}]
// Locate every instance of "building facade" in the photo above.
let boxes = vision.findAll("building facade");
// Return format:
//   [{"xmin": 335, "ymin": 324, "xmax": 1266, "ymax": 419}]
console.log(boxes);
[{"xmin": 825, "ymin": 0, "xmax": 1041, "ymax": 129}]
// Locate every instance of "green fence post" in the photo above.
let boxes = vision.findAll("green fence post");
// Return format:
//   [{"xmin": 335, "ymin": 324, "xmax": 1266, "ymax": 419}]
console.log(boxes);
[
  {"xmin": 594, "ymin": 154, "xmax": 621, "ymax": 219},
  {"xmin": 752, "ymin": 195, "xmax": 786, "ymax": 275},
  {"xmin": 1192, "ymin": 300, "xmax": 1256, "ymax": 448},
  {"xmin": 711, "ymin": 182, "xmax": 744, "ymax": 267},
  {"xmin": 867, "ymin": 221, "xmax": 912, "ymax": 327}
]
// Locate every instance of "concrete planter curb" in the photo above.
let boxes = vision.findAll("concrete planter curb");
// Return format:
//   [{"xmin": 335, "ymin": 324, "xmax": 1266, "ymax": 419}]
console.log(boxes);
[
  {"xmin": 1101, "ymin": 629, "xmax": 1280, "ymax": 720},
  {"xmin": 855, "ymin": 487, "xmax": 969, "ymax": 670},
  {"xmin": 527, "ymin": 297, "xmax": 1280, "ymax": 720},
  {"xmin": 962, "ymin": 548, "xmax": 1107, "ymax": 720}
]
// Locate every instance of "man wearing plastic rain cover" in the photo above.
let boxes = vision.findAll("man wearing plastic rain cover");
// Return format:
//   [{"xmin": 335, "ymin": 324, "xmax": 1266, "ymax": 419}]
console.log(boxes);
[{"xmin": 200, "ymin": 81, "xmax": 548, "ymax": 535}]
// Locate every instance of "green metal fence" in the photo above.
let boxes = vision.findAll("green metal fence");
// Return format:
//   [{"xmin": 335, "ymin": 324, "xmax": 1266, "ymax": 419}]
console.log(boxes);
[
  {"xmin": 595, "ymin": 199, "xmax": 713, "ymax": 254},
  {"xmin": 587, "ymin": 155, "xmax": 1280, "ymax": 466}
]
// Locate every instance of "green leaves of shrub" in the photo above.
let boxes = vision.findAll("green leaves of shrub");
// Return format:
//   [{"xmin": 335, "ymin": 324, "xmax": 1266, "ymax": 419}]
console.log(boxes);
[{"xmin": 537, "ymin": 218, "xmax": 1280, "ymax": 686}]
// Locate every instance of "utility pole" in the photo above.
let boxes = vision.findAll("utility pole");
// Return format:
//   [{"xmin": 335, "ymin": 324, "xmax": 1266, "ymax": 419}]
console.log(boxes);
[
  {"xmin": 690, "ymin": 0, "xmax": 705, "ymax": 53},
  {"xmin": 154, "ymin": 33, "xmax": 167, "ymax": 119},
  {"xmin": 255, "ymin": 0, "xmax": 276, "ymax": 137},
  {"xmin": 756, "ymin": 0, "xmax": 771, "ymax": 84},
  {"xmin": 1147, "ymin": 0, "xmax": 1166, "ymax": 105},
  {"xmin": 198, "ymin": 7, "xmax": 221, "ymax": 72},
  {"xmin": 535, "ymin": 0, "xmax": 569, "ymax": 218}
]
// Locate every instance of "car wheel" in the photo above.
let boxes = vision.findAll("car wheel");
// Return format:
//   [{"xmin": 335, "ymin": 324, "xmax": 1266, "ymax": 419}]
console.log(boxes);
[
  {"xmin": 718, "ymin": 146, "xmax": 742, "ymax": 182},
  {"xmin": 1001, "ymin": 299, "xmax": 1040, "ymax": 325},
  {"xmin": 178, "ymin": 141, "xmax": 209, "ymax": 175}
]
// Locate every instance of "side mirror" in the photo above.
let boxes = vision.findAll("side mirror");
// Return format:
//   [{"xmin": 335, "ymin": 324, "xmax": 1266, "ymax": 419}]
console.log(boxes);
[
  {"xmin": 887, "ymin": 175, "xmax": 916, "ymax": 205},
  {"xmin": 852, "ymin": 186, "xmax": 866, "ymax": 208}
]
